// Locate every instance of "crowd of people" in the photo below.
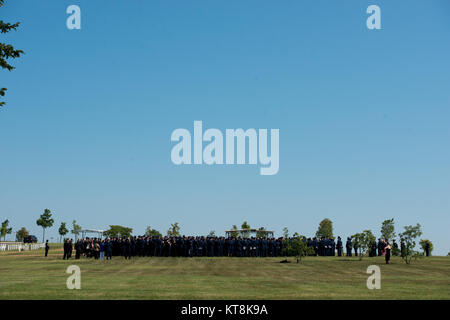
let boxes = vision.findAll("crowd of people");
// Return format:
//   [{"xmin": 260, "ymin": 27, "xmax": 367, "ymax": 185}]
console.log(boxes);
[{"xmin": 59, "ymin": 235, "xmax": 397, "ymax": 263}]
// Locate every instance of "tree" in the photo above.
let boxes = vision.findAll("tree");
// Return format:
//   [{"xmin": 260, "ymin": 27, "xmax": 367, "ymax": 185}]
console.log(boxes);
[
  {"xmin": 229, "ymin": 225, "xmax": 239, "ymax": 238},
  {"xmin": 71, "ymin": 220, "xmax": 82, "ymax": 241},
  {"xmin": 104, "ymin": 225, "xmax": 133, "ymax": 238},
  {"xmin": 167, "ymin": 222, "xmax": 180, "ymax": 237},
  {"xmin": 381, "ymin": 218, "xmax": 396, "ymax": 241},
  {"xmin": 290, "ymin": 235, "xmax": 310, "ymax": 262},
  {"xmin": 145, "ymin": 226, "xmax": 162, "ymax": 237},
  {"xmin": 256, "ymin": 227, "xmax": 267, "ymax": 238},
  {"xmin": 351, "ymin": 230, "xmax": 376, "ymax": 260},
  {"xmin": 316, "ymin": 218, "xmax": 333, "ymax": 239},
  {"xmin": 282, "ymin": 227, "xmax": 289, "ymax": 238},
  {"xmin": 419, "ymin": 239, "xmax": 433, "ymax": 256},
  {"xmin": 241, "ymin": 221, "xmax": 251, "ymax": 238},
  {"xmin": 282, "ymin": 227, "xmax": 290, "ymax": 255},
  {"xmin": 0, "ymin": 0, "xmax": 24, "ymax": 107},
  {"xmin": 15, "ymin": 227, "xmax": 29, "ymax": 242},
  {"xmin": 0, "ymin": 219, "xmax": 12, "ymax": 241},
  {"xmin": 58, "ymin": 222, "xmax": 69, "ymax": 242},
  {"xmin": 208, "ymin": 230, "xmax": 216, "ymax": 237},
  {"xmin": 36, "ymin": 209, "xmax": 54, "ymax": 242},
  {"xmin": 399, "ymin": 224, "xmax": 422, "ymax": 264}
]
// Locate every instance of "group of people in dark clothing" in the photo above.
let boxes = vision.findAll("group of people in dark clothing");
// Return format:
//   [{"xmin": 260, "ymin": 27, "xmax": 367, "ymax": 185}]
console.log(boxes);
[
  {"xmin": 344, "ymin": 237, "xmax": 395, "ymax": 264},
  {"xmin": 66, "ymin": 236, "xmax": 288, "ymax": 260},
  {"xmin": 60, "ymin": 235, "xmax": 397, "ymax": 262}
]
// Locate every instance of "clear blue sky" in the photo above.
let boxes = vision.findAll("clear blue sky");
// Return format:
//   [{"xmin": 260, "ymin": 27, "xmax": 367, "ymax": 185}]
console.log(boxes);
[{"xmin": 1, "ymin": 1, "xmax": 449, "ymax": 255}]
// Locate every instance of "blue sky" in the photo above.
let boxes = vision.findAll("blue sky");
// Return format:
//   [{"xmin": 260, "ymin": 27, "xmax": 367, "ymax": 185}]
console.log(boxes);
[{"xmin": 1, "ymin": 1, "xmax": 449, "ymax": 254}]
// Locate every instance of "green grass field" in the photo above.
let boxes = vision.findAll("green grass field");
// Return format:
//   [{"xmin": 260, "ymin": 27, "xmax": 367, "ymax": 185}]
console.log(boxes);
[{"xmin": 0, "ymin": 246, "xmax": 449, "ymax": 299}]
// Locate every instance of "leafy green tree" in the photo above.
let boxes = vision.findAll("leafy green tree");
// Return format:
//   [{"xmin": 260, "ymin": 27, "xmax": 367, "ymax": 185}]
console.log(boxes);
[
  {"xmin": 104, "ymin": 225, "xmax": 133, "ymax": 238},
  {"xmin": 282, "ymin": 227, "xmax": 289, "ymax": 238},
  {"xmin": 208, "ymin": 230, "xmax": 216, "ymax": 237},
  {"xmin": 290, "ymin": 235, "xmax": 310, "ymax": 262},
  {"xmin": 381, "ymin": 218, "xmax": 396, "ymax": 241},
  {"xmin": 419, "ymin": 239, "xmax": 433, "ymax": 256},
  {"xmin": 58, "ymin": 222, "xmax": 69, "ymax": 242},
  {"xmin": 351, "ymin": 230, "xmax": 376, "ymax": 260},
  {"xmin": 316, "ymin": 218, "xmax": 333, "ymax": 238},
  {"xmin": 167, "ymin": 222, "xmax": 180, "ymax": 237},
  {"xmin": 15, "ymin": 227, "xmax": 29, "ymax": 242},
  {"xmin": 36, "ymin": 209, "xmax": 54, "ymax": 242},
  {"xmin": 144, "ymin": 226, "xmax": 162, "ymax": 237},
  {"xmin": 256, "ymin": 227, "xmax": 267, "ymax": 238},
  {"xmin": 229, "ymin": 225, "xmax": 239, "ymax": 238},
  {"xmin": 0, "ymin": 219, "xmax": 12, "ymax": 241},
  {"xmin": 71, "ymin": 220, "xmax": 82, "ymax": 241},
  {"xmin": 282, "ymin": 227, "xmax": 290, "ymax": 255},
  {"xmin": 0, "ymin": 0, "xmax": 24, "ymax": 107},
  {"xmin": 399, "ymin": 224, "xmax": 422, "ymax": 264},
  {"xmin": 241, "ymin": 221, "xmax": 251, "ymax": 238}
]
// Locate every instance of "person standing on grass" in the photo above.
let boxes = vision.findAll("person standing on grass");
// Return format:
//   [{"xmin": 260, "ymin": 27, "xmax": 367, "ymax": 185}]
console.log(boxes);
[
  {"xmin": 337, "ymin": 236, "xmax": 343, "ymax": 257},
  {"xmin": 45, "ymin": 240, "xmax": 49, "ymax": 257},
  {"xmin": 75, "ymin": 239, "xmax": 82, "ymax": 259},
  {"xmin": 63, "ymin": 239, "xmax": 69, "ymax": 260},
  {"xmin": 377, "ymin": 238, "xmax": 383, "ymax": 256},
  {"xmin": 68, "ymin": 239, "xmax": 73, "ymax": 259},
  {"xmin": 94, "ymin": 241, "xmax": 100, "ymax": 259},
  {"xmin": 99, "ymin": 240, "xmax": 105, "ymax": 260},
  {"xmin": 385, "ymin": 242, "xmax": 391, "ymax": 264},
  {"xmin": 346, "ymin": 237, "xmax": 352, "ymax": 257},
  {"xmin": 105, "ymin": 238, "xmax": 113, "ymax": 260},
  {"xmin": 380, "ymin": 240, "xmax": 385, "ymax": 256}
]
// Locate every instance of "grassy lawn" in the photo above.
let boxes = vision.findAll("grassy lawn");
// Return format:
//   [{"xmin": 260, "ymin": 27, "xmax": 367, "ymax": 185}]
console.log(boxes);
[{"xmin": 0, "ymin": 247, "xmax": 449, "ymax": 299}]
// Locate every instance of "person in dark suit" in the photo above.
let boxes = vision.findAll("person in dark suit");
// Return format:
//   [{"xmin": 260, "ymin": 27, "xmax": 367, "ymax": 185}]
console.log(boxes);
[
  {"xmin": 385, "ymin": 242, "xmax": 391, "ymax": 264},
  {"xmin": 219, "ymin": 237, "xmax": 225, "ymax": 257},
  {"xmin": 188, "ymin": 237, "xmax": 194, "ymax": 257},
  {"xmin": 45, "ymin": 240, "xmax": 49, "ymax": 257},
  {"xmin": 425, "ymin": 241, "xmax": 430, "ymax": 257},
  {"xmin": 369, "ymin": 240, "xmax": 376, "ymax": 257},
  {"xmin": 197, "ymin": 237, "xmax": 204, "ymax": 257},
  {"xmin": 74, "ymin": 239, "xmax": 82, "ymax": 259},
  {"xmin": 229, "ymin": 238, "xmax": 236, "ymax": 257},
  {"xmin": 312, "ymin": 237, "xmax": 318, "ymax": 256},
  {"xmin": 400, "ymin": 239, "xmax": 406, "ymax": 257},
  {"xmin": 392, "ymin": 240, "xmax": 398, "ymax": 256},
  {"xmin": 242, "ymin": 238, "xmax": 248, "ymax": 257},
  {"xmin": 237, "ymin": 238, "xmax": 243, "ymax": 257},
  {"xmin": 377, "ymin": 238, "xmax": 383, "ymax": 256},
  {"xmin": 346, "ymin": 237, "xmax": 352, "ymax": 257},
  {"xmin": 63, "ymin": 239, "xmax": 69, "ymax": 260},
  {"xmin": 207, "ymin": 237, "xmax": 214, "ymax": 257},
  {"xmin": 68, "ymin": 239, "xmax": 73, "ymax": 259},
  {"xmin": 337, "ymin": 236, "xmax": 343, "ymax": 257},
  {"xmin": 105, "ymin": 238, "xmax": 113, "ymax": 260},
  {"xmin": 262, "ymin": 238, "xmax": 267, "ymax": 257}
]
